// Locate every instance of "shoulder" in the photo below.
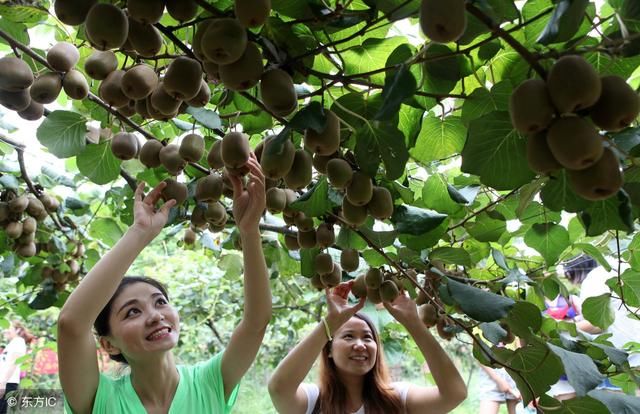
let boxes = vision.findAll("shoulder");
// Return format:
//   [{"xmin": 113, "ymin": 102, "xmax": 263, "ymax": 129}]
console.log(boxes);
[
  {"xmin": 7, "ymin": 337, "xmax": 26, "ymax": 353},
  {"xmin": 183, "ymin": 350, "xmax": 225, "ymax": 381},
  {"xmin": 300, "ymin": 383, "xmax": 319, "ymax": 414},
  {"xmin": 391, "ymin": 381, "xmax": 411, "ymax": 403}
]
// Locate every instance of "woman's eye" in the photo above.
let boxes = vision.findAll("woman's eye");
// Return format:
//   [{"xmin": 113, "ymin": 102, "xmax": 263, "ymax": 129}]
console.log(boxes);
[
  {"xmin": 156, "ymin": 298, "xmax": 167, "ymax": 305},
  {"xmin": 125, "ymin": 308, "xmax": 140, "ymax": 318}
]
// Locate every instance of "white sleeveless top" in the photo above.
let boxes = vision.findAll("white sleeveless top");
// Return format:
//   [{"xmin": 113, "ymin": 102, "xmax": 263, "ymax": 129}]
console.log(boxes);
[{"xmin": 301, "ymin": 382, "xmax": 410, "ymax": 414}]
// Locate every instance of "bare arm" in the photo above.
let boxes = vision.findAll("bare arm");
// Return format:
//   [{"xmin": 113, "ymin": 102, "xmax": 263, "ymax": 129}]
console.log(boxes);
[
  {"xmin": 384, "ymin": 296, "xmax": 467, "ymax": 414},
  {"xmin": 268, "ymin": 283, "xmax": 365, "ymax": 414},
  {"xmin": 221, "ymin": 155, "xmax": 272, "ymax": 400},
  {"xmin": 57, "ymin": 182, "xmax": 175, "ymax": 414}
]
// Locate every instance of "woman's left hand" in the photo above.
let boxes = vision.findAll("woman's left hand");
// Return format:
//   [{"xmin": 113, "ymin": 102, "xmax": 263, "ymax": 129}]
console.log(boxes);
[
  {"xmin": 229, "ymin": 153, "xmax": 266, "ymax": 235},
  {"xmin": 383, "ymin": 292, "xmax": 421, "ymax": 328}
]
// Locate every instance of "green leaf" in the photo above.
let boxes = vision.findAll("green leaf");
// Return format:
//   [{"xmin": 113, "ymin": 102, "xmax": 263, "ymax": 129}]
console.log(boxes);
[
  {"xmin": 354, "ymin": 124, "xmax": 409, "ymax": 180},
  {"xmin": 186, "ymin": 107, "xmax": 222, "ymax": 130},
  {"xmin": 590, "ymin": 342, "xmax": 629, "ymax": 367},
  {"xmin": 461, "ymin": 81, "xmax": 511, "ymax": 127},
  {"xmin": 336, "ymin": 227, "xmax": 368, "ymax": 250},
  {"xmin": 289, "ymin": 101, "xmax": 327, "ymax": 133},
  {"xmin": 411, "ymin": 115, "xmax": 466, "ymax": 163},
  {"xmin": 422, "ymin": 44, "xmax": 471, "ymax": 94},
  {"xmin": 288, "ymin": 177, "xmax": 338, "ymax": 217},
  {"xmin": 548, "ymin": 343, "xmax": 605, "ymax": 396},
  {"xmin": 0, "ymin": 174, "xmax": 19, "ymax": 190},
  {"xmin": 492, "ymin": 248, "xmax": 510, "ymax": 271},
  {"xmin": 343, "ymin": 37, "xmax": 406, "ymax": 84},
  {"xmin": 580, "ymin": 195, "xmax": 634, "ymax": 236},
  {"xmin": 376, "ymin": 0, "xmax": 421, "ymax": 21},
  {"xmin": 76, "ymin": 142, "xmax": 122, "ymax": 185},
  {"xmin": 0, "ymin": 18, "xmax": 29, "ymax": 46},
  {"xmin": 36, "ymin": 111, "xmax": 87, "ymax": 159},
  {"xmin": 422, "ymin": 174, "xmax": 464, "ymax": 215},
  {"xmin": 539, "ymin": 395, "xmax": 609, "ymax": 414},
  {"xmin": 466, "ymin": 213, "xmax": 507, "ymax": 243},
  {"xmin": 582, "ymin": 294, "xmax": 615, "ymax": 330},
  {"xmin": 462, "ymin": 111, "xmax": 536, "ymax": 190},
  {"xmin": 0, "ymin": 5, "xmax": 48, "ymax": 23},
  {"xmin": 374, "ymin": 65, "xmax": 417, "ymax": 121},
  {"xmin": 540, "ymin": 170, "xmax": 592, "ymax": 212},
  {"xmin": 573, "ymin": 243, "xmax": 612, "ymax": 272},
  {"xmin": 538, "ymin": 0, "xmax": 589, "ymax": 45},
  {"xmin": 89, "ymin": 218, "xmax": 124, "ymax": 247},
  {"xmin": 359, "ymin": 224, "xmax": 397, "ymax": 248},
  {"xmin": 391, "ymin": 205, "xmax": 448, "ymax": 236},
  {"xmin": 508, "ymin": 301, "xmax": 543, "ymax": 338},
  {"xmin": 524, "ymin": 223, "xmax": 570, "ymax": 266},
  {"xmin": 447, "ymin": 278, "xmax": 516, "ymax": 322},
  {"xmin": 588, "ymin": 389, "xmax": 640, "ymax": 414},
  {"xmin": 480, "ymin": 322, "xmax": 508, "ymax": 345},
  {"xmin": 429, "ymin": 247, "xmax": 472, "ymax": 268}
]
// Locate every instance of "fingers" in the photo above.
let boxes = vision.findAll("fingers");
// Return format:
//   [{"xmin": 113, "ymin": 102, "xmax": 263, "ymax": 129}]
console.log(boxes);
[
  {"xmin": 145, "ymin": 181, "xmax": 167, "ymax": 205},
  {"xmin": 134, "ymin": 182, "xmax": 146, "ymax": 201},
  {"xmin": 351, "ymin": 296, "xmax": 366, "ymax": 312},
  {"xmin": 228, "ymin": 173, "xmax": 244, "ymax": 199},
  {"xmin": 159, "ymin": 198, "xmax": 177, "ymax": 214}
]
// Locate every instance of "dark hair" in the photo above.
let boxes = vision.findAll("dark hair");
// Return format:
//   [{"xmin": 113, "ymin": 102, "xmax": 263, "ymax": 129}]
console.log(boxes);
[
  {"xmin": 314, "ymin": 312, "xmax": 402, "ymax": 414},
  {"xmin": 563, "ymin": 255, "xmax": 598, "ymax": 285},
  {"xmin": 94, "ymin": 276, "xmax": 169, "ymax": 364},
  {"xmin": 11, "ymin": 320, "xmax": 36, "ymax": 345}
]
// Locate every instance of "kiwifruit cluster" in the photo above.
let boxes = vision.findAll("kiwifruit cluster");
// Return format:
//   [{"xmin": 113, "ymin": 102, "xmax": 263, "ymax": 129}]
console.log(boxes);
[
  {"xmin": 40, "ymin": 240, "xmax": 86, "ymax": 292},
  {"xmin": 0, "ymin": 56, "xmax": 46, "ymax": 120},
  {"xmin": 419, "ymin": 0, "xmax": 467, "ymax": 44},
  {"xmin": 509, "ymin": 55, "xmax": 637, "ymax": 200}
]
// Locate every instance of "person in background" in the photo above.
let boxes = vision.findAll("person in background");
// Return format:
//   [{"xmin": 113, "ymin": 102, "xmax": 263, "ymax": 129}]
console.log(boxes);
[
  {"xmin": 477, "ymin": 364, "xmax": 521, "ymax": 414},
  {"xmin": 0, "ymin": 320, "xmax": 36, "ymax": 414}
]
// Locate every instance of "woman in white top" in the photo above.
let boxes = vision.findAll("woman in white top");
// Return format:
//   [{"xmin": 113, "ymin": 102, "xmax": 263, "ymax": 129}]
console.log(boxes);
[
  {"xmin": 268, "ymin": 282, "xmax": 467, "ymax": 414},
  {"xmin": 0, "ymin": 320, "xmax": 34, "ymax": 414}
]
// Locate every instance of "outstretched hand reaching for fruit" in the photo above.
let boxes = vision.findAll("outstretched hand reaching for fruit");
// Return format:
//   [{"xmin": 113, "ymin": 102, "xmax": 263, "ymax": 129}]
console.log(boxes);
[
  {"xmin": 228, "ymin": 153, "xmax": 266, "ymax": 234},
  {"xmin": 131, "ymin": 181, "xmax": 176, "ymax": 242}
]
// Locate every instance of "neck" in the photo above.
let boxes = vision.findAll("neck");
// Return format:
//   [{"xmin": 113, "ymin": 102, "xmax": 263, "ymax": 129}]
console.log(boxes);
[
  {"xmin": 129, "ymin": 353, "xmax": 179, "ymax": 407},
  {"xmin": 337, "ymin": 372, "xmax": 365, "ymax": 411}
]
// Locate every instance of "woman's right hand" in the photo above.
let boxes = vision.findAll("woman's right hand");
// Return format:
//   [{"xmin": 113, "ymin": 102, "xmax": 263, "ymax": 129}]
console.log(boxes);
[
  {"xmin": 130, "ymin": 181, "xmax": 176, "ymax": 241},
  {"xmin": 324, "ymin": 281, "xmax": 366, "ymax": 334}
]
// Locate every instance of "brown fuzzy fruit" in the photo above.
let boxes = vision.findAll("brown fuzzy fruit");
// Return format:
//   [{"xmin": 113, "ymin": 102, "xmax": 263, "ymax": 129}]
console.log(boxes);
[
  {"xmin": 150, "ymin": 82, "xmax": 182, "ymax": 116},
  {"xmin": 179, "ymin": 133, "xmax": 205, "ymax": 163},
  {"xmin": 40, "ymin": 194, "xmax": 60, "ymax": 213},
  {"xmin": 30, "ymin": 72, "xmax": 62, "ymax": 104},
  {"xmin": 436, "ymin": 317, "xmax": 455, "ymax": 341},
  {"xmin": 367, "ymin": 186, "xmax": 394, "ymax": 220},
  {"xmin": 547, "ymin": 117, "xmax": 603, "ymax": 171},
  {"xmin": 190, "ymin": 204, "xmax": 208, "ymax": 229},
  {"xmin": 235, "ymin": 0, "xmax": 271, "ymax": 27},
  {"xmin": 340, "ymin": 248, "xmax": 359, "ymax": 272},
  {"xmin": 341, "ymin": 197, "xmax": 368, "ymax": 227},
  {"xmin": 205, "ymin": 201, "xmax": 227, "ymax": 225},
  {"xmin": 139, "ymin": 140, "xmax": 164, "ymax": 168},
  {"xmin": 380, "ymin": 280, "xmax": 399, "ymax": 302},
  {"xmin": 183, "ymin": 227, "xmax": 197, "ymax": 245},
  {"xmin": 54, "ymin": 0, "xmax": 98, "ymax": 25},
  {"xmin": 163, "ymin": 57, "xmax": 203, "ymax": 101},
  {"xmin": 62, "ymin": 69, "xmax": 89, "ymax": 100},
  {"xmin": 0, "ymin": 57, "xmax": 33, "ymax": 92},
  {"xmin": 312, "ymin": 152, "xmax": 337, "ymax": 174},
  {"xmin": 85, "ymin": 3, "xmax": 129, "ymax": 51},
  {"xmin": 110, "ymin": 132, "xmax": 139, "ymax": 160},
  {"xmin": 284, "ymin": 234, "xmax": 300, "ymax": 250},
  {"xmin": 207, "ymin": 140, "xmax": 224, "ymax": 169},
  {"xmin": 590, "ymin": 76, "xmax": 640, "ymax": 132},
  {"xmin": 202, "ymin": 18, "xmax": 248, "ymax": 65},
  {"xmin": 8, "ymin": 195, "xmax": 29, "ymax": 213},
  {"xmin": 17, "ymin": 100, "xmax": 44, "ymax": 121},
  {"xmin": 46, "ymin": 42, "xmax": 80, "ymax": 72},
  {"xmin": 5, "ymin": 221, "xmax": 23, "ymax": 239},
  {"xmin": 221, "ymin": 132, "xmax": 250, "ymax": 169},
  {"xmin": 366, "ymin": 287, "xmax": 382, "ymax": 304},
  {"xmin": 159, "ymin": 144, "xmax": 186, "ymax": 175},
  {"xmin": 284, "ymin": 149, "xmax": 313, "ymax": 190},
  {"xmin": 22, "ymin": 217, "xmax": 37, "ymax": 234},
  {"xmin": 567, "ymin": 147, "xmax": 623, "ymax": 201},
  {"xmin": 187, "ymin": 79, "xmax": 211, "ymax": 107},
  {"xmin": 26, "ymin": 197, "xmax": 47, "ymax": 220},
  {"xmin": 127, "ymin": 21, "xmax": 163, "ymax": 58},
  {"xmin": 351, "ymin": 275, "xmax": 367, "ymax": 298},
  {"xmin": 326, "ymin": 158, "xmax": 353, "ymax": 190},
  {"xmin": 419, "ymin": 0, "xmax": 467, "ymax": 44},
  {"xmin": 218, "ymin": 42, "xmax": 264, "ymax": 91},
  {"xmin": 509, "ymin": 79, "xmax": 555, "ymax": 134},
  {"xmin": 84, "ymin": 50, "xmax": 118, "ymax": 81},
  {"xmin": 99, "ymin": 70, "xmax": 129, "ymax": 107},
  {"xmin": 122, "ymin": 65, "xmax": 158, "ymax": 100},
  {"xmin": 418, "ymin": 303, "xmax": 438, "ymax": 328},
  {"xmin": 166, "ymin": 0, "xmax": 199, "ymax": 21},
  {"xmin": 346, "ymin": 171, "xmax": 373, "ymax": 206},
  {"xmin": 195, "ymin": 173, "xmax": 224, "ymax": 203},
  {"xmin": 310, "ymin": 273, "xmax": 324, "ymax": 290},
  {"xmin": 321, "ymin": 263, "xmax": 342, "ymax": 288},
  {"xmin": 127, "ymin": 0, "xmax": 165, "ymax": 24},
  {"xmin": 316, "ymin": 223, "xmax": 335, "ymax": 248},
  {"xmin": 315, "ymin": 252, "xmax": 334, "ymax": 275},
  {"xmin": 0, "ymin": 89, "xmax": 31, "ymax": 112},
  {"xmin": 266, "ymin": 187, "xmax": 287, "ymax": 213},
  {"xmin": 294, "ymin": 213, "xmax": 314, "ymax": 232},
  {"xmin": 365, "ymin": 268, "xmax": 383, "ymax": 289},
  {"xmin": 547, "ymin": 55, "xmax": 602, "ymax": 114},
  {"xmin": 161, "ymin": 179, "xmax": 188, "ymax": 205},
  {"xmin": 297, "ymin": 229, "xmax": 317, "ymax": 249},
  {"xmin": 260, "ymin": 68, "xmax": 297, "ymax": 116},
  {"xmin": 260, "ymin": 136, "xmax": 296, "ymax": 180},
  {"xmin": 304, "ymin": 109, "xmax": 341, "ymax": 156},
  {"xmin": 526, "ymin": 132, "xmax": 562, "ymax": 174},
  {"xmin": 16, "ymin": 242, "xmax": 37, "ymax": 257}
]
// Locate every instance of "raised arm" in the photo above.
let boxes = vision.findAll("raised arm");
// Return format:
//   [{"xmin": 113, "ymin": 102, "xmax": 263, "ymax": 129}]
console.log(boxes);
[
  {"xmin": 268, "ymin": 283, "xmax": 365, "ymax": 414},
  {"xmin": 384, "ymin": 295, "xmax": 467, "ymax": 414},
  {"xmin": 57, "ymin": 182, "xmax": 174, "ymax": 414},
  {"xmin": 221, "ymin": 154, "xmax": 272, "ymax": 400}
]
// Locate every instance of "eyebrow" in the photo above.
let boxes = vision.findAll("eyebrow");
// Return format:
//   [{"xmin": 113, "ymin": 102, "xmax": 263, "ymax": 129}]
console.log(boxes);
[
  {"xmin": 117, "ymin": 292, "xmax": 165, "ymax": 316},
  {"xmin": 341, "ymin": 329, "xmax": 373, "ymax": 335}
]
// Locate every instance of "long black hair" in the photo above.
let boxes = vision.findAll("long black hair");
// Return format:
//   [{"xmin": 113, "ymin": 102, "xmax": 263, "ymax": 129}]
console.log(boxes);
[{"xmin": 563, "ymin": 255, "xmax": 598, "ymax": 285}]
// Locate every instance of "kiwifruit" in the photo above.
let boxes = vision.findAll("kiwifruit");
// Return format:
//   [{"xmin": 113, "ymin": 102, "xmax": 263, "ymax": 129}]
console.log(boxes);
[
  {"xmin": 127, "ymin": 0, "xmax": 165, "ymax": 24},
  {"xmin": 159, "ymin": 144, "xmax": 186, "ymax": 174},
  {"xmin": 99, "ymin": 70, "xmax": 129, "ymax": 107},
  {"xmin": 547, "ymin": 55, "xmax": 602, "ymax": 114},
  {"xmin": 150, "ymin": 82, "xmax": 182, "ymax": 115},
  {"xmin": 16, "ymin": 242, "xmax": 36, "ymax": 257},
  {"xmin": 0, "ymin": 57, "xmax": 33, "ymax": 92},
  {"xmin": 284, "ymin": 234, "xmax": 299, "ymax": 250},
  {"xmin": 161, "ymin": 178, "xmax": 188, "ymax": 205},
  {"xmin": 39, "ymin": 194, "xmax": 60, "ymax": 212},
  {"xmin": 367, "ymin": 186, "xmax": 394, "ymax": 220},
  {"xmin": 221, "ymin": 131, "xmax": 250, "ymax": 168},
  {"xmin": 30, "ymin": 72, "xmax": 62, "ymax": 104},
  {"xmin": 54, "ymin": 0, "xmax": 98, "ymax": 25},
  {"xmin": 193, "ymin": 20, "xmax": 215, "ymax": 61},
  {"xmin": 310, "ymin": 273, "xmax": 324, "ymax": 290},
  {"xmin": 139, "ymin": 139, "xmax": 163, "ymax": 168},
  {"xmin": 304, "ymin": 109, "xmax": 341, "ymax": 156},
  {"xmin": 190, "ymin": 204, "xmax": 208, "ymax": 229},
  {"xmin": 201, "ymin": 18, "xmax": 248, "ymax": 65},
  {"xmin": 135, "ymin": 99, "xmax": 151, "ymax": 119},
  {"xmin": 46, "ymin": 42, "xmax": 79, "ymax": 72},
  {"xmin": 166, "ymin": 0, "xmax": 198, "ymax": 21},
  {"xmin": 509, "ymin": 78, "xmax": 555, "ymax": 134},
  {"xmin": 321, "ymin": 263, "xmax": 342, "ymax": 288},
  {"xmin": 436, "ymin": 317, "xmax": 455, "ymax": 341},
  {"xmin": 365, "ymin": 268, "xmax": 383, "ymax": 289},
  {"xmin": 117, "ymin": 100, "xmax": 136, "ymax": 117},
  {"xmin": 235, "ymin": 0, "xmax": 271, "ymax": 27},
  {"xmin": 380, "ymin": 280, "xmax": 399, "ymax": 302},
  {"xmin": 5, "ymin": 221, "xmax": 23, "ymax": 239},
  {"xmin": 0, "ymin": 202, "xmax": 8, "ymax": 221},
  {"xmin": 316, "ymin": 223, "xmax": 335, "ymax": 248},
  {"xmin": 351, "ymin": 275, "xmax": 367, "ymax": 298},
  {"xmin": 52, "ymin": 270, "xmax": 67, "ymax": 284},
  {"xmin": 121, "ymin": 65, "xmax": 158, "ymax": 101},
  {"xmin": 85, "ymin": 3, "xmax": 129, "ymax": 51},
  {"xmin": 547, "ymin": 117, "xmax": 603, "ymax": 170},
  {"xmin": 418, "ymin": 303, "xmax": 438, "ymax": 328},
  {"xmin": 111, "ymin": 132, "xmax": 139, "ymax": 160},
  {"xmin": 260, "ymin": 68, "xmax": 297, "ymax": 116},
  {"xmin": 0, "ymin": 88, "xmax": 31, "ymax": 112},
  {"xmin": 341, "ymin": 197, "xmax": 367, "ymax": 227},
  {"xmin": 340, "ymin": 248, "xmax": 359, "ymax": 272},
  {"xmin": 8, "ymin": 195, "xmax": 29, "ymax": 213},
  {"xmin": 346, "ymin": 171, "xmax": 373, "ymax": 206},
  {"xmin": 326, "ymin": 158, "xmax": 353, "ymax": 189},
  {"xmin": 17, "ymin": 100, "xmax": 44, "ymax": 121},
  {"xmin": 205, "ymin": 201, "xmax": 227, "ymax": 225},
  {"xmin": 315, "ymin": 252, "xmax": 334, "ymax": 275},
  {"xmin": 294, "ymin": 213, "xmax": 314, "ymax": 232},
  {"xmin": 22, "ymin": 217, "xmax": 37, "ymax": 234},
  {"xmin": 84, "ymin": 50, "xmax": 118, "ymax": 80},
  {"xmin": 297, "ymin": 229, "xmax": 317, "ymax": 249},
  {"xmin": 72, "ymin": 242, "xmax": 85, "ymax": 258},
  {"xmin": 146, "ymin": 96, "xmax": 178, "ymax": 121},
  {"xmin": 62, "ymin": 69, "xmax": 89, "ymax": 100},
  {"xmin": 163, "ymin": 57, "xmax": 203, "ymax": 101},
  {"xmin": 526, "ymin": 132, "xmax": 562, "ymax": 174},
  {"xmin": 419, "ymin": 0, "xmax": 467, "ymax": 44},
  {"xmin": 187, "ymin": 79, "xmax": 211, "ymax": 107},
  {"xmin": 567, "ymin": 147, "xmax": 623, "ymax": 201},
  {"xmin": 260, "ymin": 136, "xmax": 296, "ymax": 180},
  {"xmin": 366, "ymin": 287, "xmax": 382, "ymax": 304},
  {"xmin": 283, "ymin": 189, "xmax": 299, "ymax": 216},
  {"xmin": 203, "ymin": 60, "xmax": 220, "ymax": 82},
  {"xmin": 26, "ymin": 197, "xmax": 46, "ymax": 220},
  {"xmin": 590, "ymin": 76, "xmax": 640, "ymax": 132},
  {"xmin": 284, "ymin": 149, "xmax": 313, "ymax": 190},
  {"xmin": 312, "ymin": 152, "xmax": 337, "ymax": 174},
  {"xmin": 284, "ymin": 213, "xmax": 297, "ymax": 227},
  {"xmin": 266, "ymin": 187, "xmax": 287, "ymax": 213},
  {"xmin": 18, "ymin": 231, "xmax": 36, "ymax": 245},
  {"xmin": 179, "ymin": 133, "xmax": 205, "ymax": 162},
  {"xmin": 183, "ymin": 227, "xmax": 197, "ymax": 245},
  {"xmin": 207, "ymin": 140, "xmax": 224, "ymax": 169},
  {"xmin": 222, "ymin": 173, "xmax": 235, "ymax": 198},
  {"xmin": 219, "ymin": 42, "xmax": 263, "ymax": 91},
  {"xmin": 195, "ymin": 173, "xmax": 224, "ymax": 202}
]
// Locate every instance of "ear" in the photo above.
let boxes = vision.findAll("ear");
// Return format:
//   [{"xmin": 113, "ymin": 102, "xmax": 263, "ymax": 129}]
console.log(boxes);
[{"xmin": 99, "ymin": 336, "xmax": 122, "ymax": 357}]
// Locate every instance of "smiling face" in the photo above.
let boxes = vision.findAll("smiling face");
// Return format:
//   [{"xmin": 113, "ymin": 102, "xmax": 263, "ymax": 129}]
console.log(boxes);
[
  {"xmin": 100, "ymin": 282, "xmax": 180, "ymax": 363},
  {"xmin": 329, "ymin": 317, "xmax": 378, "ymax": 378}
]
